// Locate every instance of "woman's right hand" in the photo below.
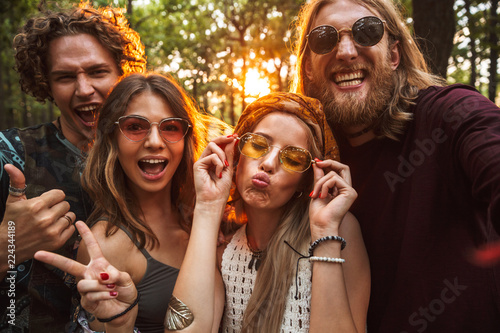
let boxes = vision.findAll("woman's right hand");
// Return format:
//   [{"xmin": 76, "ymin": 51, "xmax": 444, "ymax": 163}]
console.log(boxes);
[
  {"xmin": 34, "ymin": 221, "xmax": 138, "ymax": 328},
  {"xmin": 193, "ymin": 135, "xmax": 237, "ymax": 204}
]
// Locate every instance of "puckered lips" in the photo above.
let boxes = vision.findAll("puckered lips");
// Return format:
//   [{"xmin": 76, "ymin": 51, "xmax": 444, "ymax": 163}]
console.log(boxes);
[
  {"xmin": 252, "ymin": 172, "xmax": 270, "ymax": 189},
  {"xmin": 331, "ymin": 70, "xmax": 365, "ymax": 88},
  {"xmin": 75, "ymin": 104, "xmax": 99, "ymax": 127},
  {"xmin": 138, "ymin": 158, "xmax": 168, "ymax": 180}
]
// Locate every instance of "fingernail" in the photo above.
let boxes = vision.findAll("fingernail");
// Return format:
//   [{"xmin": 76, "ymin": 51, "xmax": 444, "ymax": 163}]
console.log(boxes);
[
  {"xmin": 224, "ymin": 160, "xmax": 229, "ymax": 167},
  {"xmin": 234, "ymin": 139, "xmax": 239, "ymax": 146},
  {"xmin": 106, "ymin": 284, "xmax": 116, "ymax": 289},
  {"xmin": 309, "ymin": 191, "xmax": 314, "ymax": 197},
  {"xmin": 110, "ymin": 291, "xmax": 118, "ymax": 297},
  {"xmin": 100, "ymin": 273, "xmax": 109, "ymax": 280},
  {"xmin": 319, "ymin": 193, "xmax": 322, "ymax": 199},
  {"xmin": 314, "ymin": 158, "xmax": 323, "ymax": 162},
  {"xmin": 227, "ymin": 135, "xmax": 233, "ymax": 138},
  {"xmin": 219, "ymin": 172, "xmax": 223, "ymax": 178}
]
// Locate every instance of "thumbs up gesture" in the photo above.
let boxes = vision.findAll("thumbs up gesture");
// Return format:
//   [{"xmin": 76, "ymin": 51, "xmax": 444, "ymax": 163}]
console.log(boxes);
[{"xmin": 1, "ymin": 164, "xmax": 76, "ymax": 277}]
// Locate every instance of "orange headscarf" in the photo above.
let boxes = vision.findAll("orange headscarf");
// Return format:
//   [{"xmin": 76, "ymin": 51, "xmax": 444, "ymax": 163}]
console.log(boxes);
[{"xmin": 234, "ymin": 92, "xmax": 339, "ymax": 161}]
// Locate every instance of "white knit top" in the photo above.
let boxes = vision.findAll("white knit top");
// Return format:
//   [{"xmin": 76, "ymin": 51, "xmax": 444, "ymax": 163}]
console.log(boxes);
[{"xmin": 220, "ymin": 225, "xmax": 312, "ymax": 333}]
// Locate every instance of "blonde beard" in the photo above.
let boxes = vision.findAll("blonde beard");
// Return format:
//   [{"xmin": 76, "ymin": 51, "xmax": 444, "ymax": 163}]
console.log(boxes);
[{"xmin": 307, "ymin": 58, "xmax": 395, "ymax": 128}]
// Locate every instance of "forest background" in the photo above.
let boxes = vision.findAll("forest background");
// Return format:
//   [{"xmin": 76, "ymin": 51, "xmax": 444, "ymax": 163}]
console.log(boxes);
[{"xmin": 0, "ymin": 0, "xmax": 498, "ymax": 129}]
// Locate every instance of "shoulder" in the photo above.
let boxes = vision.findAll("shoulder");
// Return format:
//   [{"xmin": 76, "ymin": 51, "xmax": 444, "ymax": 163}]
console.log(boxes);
[
  {"xmin": 77, "ymin": 220, "xmax": 137, "ymax": 268},
  {"xmin": 415, "ymin": 84, "xmax": 498, "ymax": 120}
]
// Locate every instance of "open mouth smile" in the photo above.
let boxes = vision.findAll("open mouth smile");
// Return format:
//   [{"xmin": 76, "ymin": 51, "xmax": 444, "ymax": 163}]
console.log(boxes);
[
  {"xmin": 332, "ymin": 70, "xmax": 365, "ymax": 87},
  {"xmin": 138, "ymin": 159, "xmax": 168, "ymax": 176},
  {"xmin": 75, "ymin": 105, "xmax": 99, "ymax": 126}
]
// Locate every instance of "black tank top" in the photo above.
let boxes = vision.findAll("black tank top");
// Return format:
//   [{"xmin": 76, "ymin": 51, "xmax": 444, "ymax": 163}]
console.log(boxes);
[{"xmin": 118, "ymin": 226, "xmax": 179, "ymax": 333}]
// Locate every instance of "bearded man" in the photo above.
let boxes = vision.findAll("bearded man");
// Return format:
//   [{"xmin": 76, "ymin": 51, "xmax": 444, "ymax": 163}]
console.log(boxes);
[{"xmin": 293, "ymin": 0, "xmax": 500, "ymax": 332}]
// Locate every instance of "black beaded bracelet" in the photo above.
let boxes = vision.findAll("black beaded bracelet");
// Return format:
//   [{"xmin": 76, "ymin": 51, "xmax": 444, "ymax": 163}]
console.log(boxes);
[
  {"xmin": 308, "ymin": 235, "xmax": 346, "ymax": 255},
  {"xmin": 97, "ymin": 292, "xmax": 141, "ymax": 323}
]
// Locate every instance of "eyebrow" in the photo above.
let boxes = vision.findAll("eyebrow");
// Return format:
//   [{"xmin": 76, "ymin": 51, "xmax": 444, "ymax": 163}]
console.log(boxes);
[
  {"xmin": 50, "ymin": 63, "xmax": 114, "ymax": 76},
  {"xmin": 253, "ymin": 131, "xmax": 273, "ymax": 143}
]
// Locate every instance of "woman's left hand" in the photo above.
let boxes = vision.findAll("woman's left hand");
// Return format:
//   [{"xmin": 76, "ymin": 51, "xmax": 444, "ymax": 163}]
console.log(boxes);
[{"xmin": 308, "ymin": 159, "xmax": 357, "ymax": 235}]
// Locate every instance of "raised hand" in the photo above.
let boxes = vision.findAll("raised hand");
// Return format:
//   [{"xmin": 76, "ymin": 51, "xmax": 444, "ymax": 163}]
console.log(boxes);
[
  {"xmin": 1, "ymin": 164, "xmax": 75, "ymax": 275},
  {"xmin": 193, "ymin": 135, "xmax": 237, "ymax": 204},
  {"xmin": 308, "ymin": 160, "xmax": 357, "ymax": 235},
  {"xmin": 34, "ymin": 221, "xmax": 137, "ymax": 327}
]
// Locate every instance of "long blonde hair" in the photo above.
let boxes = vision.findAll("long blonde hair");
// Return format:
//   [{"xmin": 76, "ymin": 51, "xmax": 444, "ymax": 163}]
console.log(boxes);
[
  {"xmin": 82, "ymin": 73, "xmax": 205, "ymax": 248},
  {"xmin": 291, "ymin": 0, "xmax": 445, "ymax": 140},
  {"xmin": 233, "ymin": 114, "xmax": 323, "ymax": 332}
]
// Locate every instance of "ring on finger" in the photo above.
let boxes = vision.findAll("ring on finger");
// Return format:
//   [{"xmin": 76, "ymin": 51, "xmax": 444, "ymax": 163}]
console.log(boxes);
[
  {"xmin": 62, "ymin": 215, "xmax": 73, "ymax": 228},
  {"xmin": 9, "ymin": 185, "xmax": 27, "ymax": 197}
]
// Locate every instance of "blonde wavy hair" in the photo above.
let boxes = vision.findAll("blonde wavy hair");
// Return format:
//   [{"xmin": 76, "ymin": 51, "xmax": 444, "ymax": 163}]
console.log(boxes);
[
  {"xmin": 228, "ymin": 113, "xmax": 323, "ymax": 332},
  {"xmin": 291, "ymin": 0, "xmax": 445, "ymax": 140}
]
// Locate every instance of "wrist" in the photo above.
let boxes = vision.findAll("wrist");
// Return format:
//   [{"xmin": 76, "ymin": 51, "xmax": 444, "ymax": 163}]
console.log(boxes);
[
  {"xmin": 194, "ymin": 202, "xmax": 226, "ymax": 221},
  {"xmin": 310, "ymin": 228, "xmax": 340, "ymax": 242}
]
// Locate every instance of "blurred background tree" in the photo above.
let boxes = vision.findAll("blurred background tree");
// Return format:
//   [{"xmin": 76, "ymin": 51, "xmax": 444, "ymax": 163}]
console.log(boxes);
[{"xmin": 0, "ymin": 0, "xmax": 498, "ymax": 130}]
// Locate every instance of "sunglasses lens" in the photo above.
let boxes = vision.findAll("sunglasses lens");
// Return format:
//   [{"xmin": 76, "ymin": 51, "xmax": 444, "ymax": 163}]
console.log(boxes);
[
  {"xmin": 353, "ymin": 16, "xmax": 384, "ymax": 46},
  {"xmin": 239, "ymin": 134, "xmax": 269, "ymax": 159},
  {"xmin": 308, "ymin": 25, "xmax": 338, "ymax": 54},
  {"xmin": 159, "ymin": 119, "xmax": 189, "ymax": 143},
  {"xmin": 119, "ymin": 116, "xmax": 150, "ymax": 141},
  {"xmin": 280, "ymin": 147, "xmax": 312, "ymax": 173}
]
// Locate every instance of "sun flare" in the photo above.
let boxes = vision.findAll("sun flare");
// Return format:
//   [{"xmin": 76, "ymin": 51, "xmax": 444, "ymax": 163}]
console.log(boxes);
[{"xmin": 244, "ymin": 68, "xmax": 271, "ymax": 102}]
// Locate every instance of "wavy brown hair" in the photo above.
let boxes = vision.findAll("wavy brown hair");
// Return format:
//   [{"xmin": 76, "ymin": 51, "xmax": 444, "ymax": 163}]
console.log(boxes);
[
  {"xmin": 13, "ymin": 2, "xmax": 146, "ymax": 103},
  {"xmin": 81, "ymin": 73, "xmax": 206, "ymax": 249},
  {"xmin": 291, "ymin": 0, "xmax": 445, "ymax": 140}
]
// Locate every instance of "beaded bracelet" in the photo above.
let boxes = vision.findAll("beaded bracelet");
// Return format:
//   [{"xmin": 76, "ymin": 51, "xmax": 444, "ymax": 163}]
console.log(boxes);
[
  {"xmin": 309, "ymin": 256, "xmax": 345, "ymax": 263},
  {"xmin": 97, "ymin": 292, "xmax": 141, "ymax": 323},
  {"xmin": 308, "ymin": 235, "xmax": 346, "ymax": 256}
]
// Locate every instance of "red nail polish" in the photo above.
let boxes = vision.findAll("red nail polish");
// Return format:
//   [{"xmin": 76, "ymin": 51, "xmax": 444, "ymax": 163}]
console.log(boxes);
[
  {"xmin": 314, "ymin": 158, "xmax": 323, "ymax": 162},
  {"xmin": 227, "ymin": 135, "xmax": 233, "ymax": 138},
  {"xmin": 219, "ymin": 172, "xmax": 222, "ymax": 178},
  {"xmin": 110, "ymin": 291, "xmax": 118, "ymax": 297},
  {"xmin": 100, "ymin": 273, "xmax": 109, "ymax": 280},
  {"xmin": 309, "ymin": 191, "xmax": 314, "ymax": 197},
  {"xmin": 319, "ymin": 193, "xmax": 322, "ymax": 199},
  {"xmin": 224, "ymin": 160, "xmax": 229, "ymax": 167},
  {"xmin": 106, "ymin": 284, "xmax": 116, "ymax": 289}
]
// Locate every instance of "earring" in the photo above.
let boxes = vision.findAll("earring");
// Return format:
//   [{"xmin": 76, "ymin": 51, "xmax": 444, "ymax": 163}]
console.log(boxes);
[{"xmin": 293, "ymin": 191, "xmax": 303, "ymax": 199}]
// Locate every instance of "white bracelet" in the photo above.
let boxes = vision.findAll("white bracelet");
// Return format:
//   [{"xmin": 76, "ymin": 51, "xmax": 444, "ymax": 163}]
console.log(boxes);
[{"xmin": 309, "ymin": 256, "xmax": 345, "ymax": 263}]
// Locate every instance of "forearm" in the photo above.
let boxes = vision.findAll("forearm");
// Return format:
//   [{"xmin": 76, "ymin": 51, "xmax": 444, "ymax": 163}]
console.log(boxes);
[
  {"xmin": 309, "ymin": 241, "xmax": 357, "ymax": 333},
  {"xmin": 168, "ymin": 203, "xmax": 223, "ymax": 331}
]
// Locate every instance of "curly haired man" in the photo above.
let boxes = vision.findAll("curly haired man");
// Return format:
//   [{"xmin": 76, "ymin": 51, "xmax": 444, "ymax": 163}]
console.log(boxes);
[{"xmin": 0, "ymin": 3, "xmax": 145, "ymax": 332}]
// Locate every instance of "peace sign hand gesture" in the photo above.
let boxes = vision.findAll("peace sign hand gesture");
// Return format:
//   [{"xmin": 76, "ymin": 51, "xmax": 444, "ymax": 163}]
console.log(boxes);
[{"xmin": 34, "ymin": 221, "xmax": 138, "ymax": 329}]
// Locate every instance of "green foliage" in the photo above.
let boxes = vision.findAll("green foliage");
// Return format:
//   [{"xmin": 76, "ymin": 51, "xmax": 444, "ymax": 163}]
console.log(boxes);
[{"xmin": 1, "ymin": 0, "xmax": 498, "ymax": 130}]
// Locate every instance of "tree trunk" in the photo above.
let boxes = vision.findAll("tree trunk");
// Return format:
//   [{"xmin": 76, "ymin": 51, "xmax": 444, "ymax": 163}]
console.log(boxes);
[
  {"xmin": 412, "ymin": 0, "xmax": 456, "ymax": 78},
  {"xmin": 5, "ymin": 62, "xmax": 15, "ymax": 128},
  {"xmin": 0, "ymin": 56, "xmax": 5, "ymax": 130},
  {"xmin": 488, "ymin": 0, "xmax": 498, "ymax": 102},
  {"xmin": 464, "ymin": 0, "xmax": 478, "ymax": 88}
]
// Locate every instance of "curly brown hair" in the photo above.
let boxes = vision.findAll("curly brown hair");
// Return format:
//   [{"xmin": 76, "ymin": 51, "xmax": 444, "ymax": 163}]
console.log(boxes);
[{"xmin": 13, "ymin": 2, "xmax": 146, "ymax": 103}]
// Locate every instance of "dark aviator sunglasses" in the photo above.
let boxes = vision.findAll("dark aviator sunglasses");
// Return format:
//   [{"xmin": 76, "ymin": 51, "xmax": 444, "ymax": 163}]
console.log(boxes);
[{"xmin": 307, "ymin": 16, "xmax": 386, "ymax": 55}]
